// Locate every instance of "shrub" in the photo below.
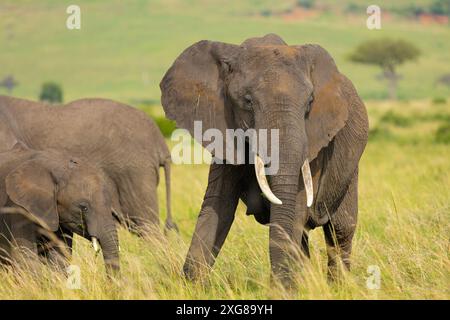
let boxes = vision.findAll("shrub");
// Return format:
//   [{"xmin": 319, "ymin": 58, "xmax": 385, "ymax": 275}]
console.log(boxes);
[
  {"xmin": 418, "ymin": 112, "xmax": 450, "ymax": 122},
  {"xmin": 437, "ymin": 74, "xmax": 450, "ymax": 87},
  {"xmin": 345, "ymin": 3, "xmax": 364, "ymax": 13},
  {"xmin": 435, "ymin": 123, "xmax": 450, "ymax": 144},
  {"xmin": 0, "ymin": 75, "xmax": 18, "ymax": 93},
  {"xmin": 403, "ymin": 4, "xmax": 426, "ymax": 17},
  {"xmin": 380, "ymin": 111, "xmax": 412, "ymax": 127},
  {"xmin": 432, "ymin": 97, "xmax": 447, "ymax": 104},
  {"xmin": 260, "ymin": 9, "xmax": 272, "ymax": 17},
  {"xmin": 153, "ymin": 116, "xmax": 176, "ymax": 138},
  {"xmin": 39, "ymin": 82, "xmax": 63, "ymax": 103},
  {"xmin": 430, "ymin": 0, "xmax": 450, "ymax": 16},
  {"xmin": 297, "ymin": 0, "xmax": 314, "ymax": 9},
  {"xmin": 368, "ymin": 126, "xmax": 392, "ymax": 141}
]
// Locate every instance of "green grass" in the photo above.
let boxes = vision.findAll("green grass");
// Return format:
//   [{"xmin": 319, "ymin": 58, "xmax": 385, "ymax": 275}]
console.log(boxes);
[
  {"xmin": 435, "ymin": 122, "xmax": 450, "ymax": 143},
  {"xmin": 0, "ymin": 0, "xmax": 449, "ymax": 103},
  {"xmin": 0, "ymin": 100, "xmax": 449, "ymax": 299}
]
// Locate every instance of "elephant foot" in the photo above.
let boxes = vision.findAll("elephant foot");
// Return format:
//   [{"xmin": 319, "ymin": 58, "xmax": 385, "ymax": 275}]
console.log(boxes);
[
  {"xmin": 182, "ymin": 260, "xmax": 199, "ymax": 281},
  {"xmin": 269, "ymin": 270, "xmax": 298, "ymax": 295},
  {"xmin": 164, "ymin": 219, "xmax": 179, "ymax": 234},
  {"xmin": 326, "ymin": 261, "xmax": 350, "ymax": 285},
  {"xmin": 182, "ymin": 257, "xmax": 213, "ymax": 285},
  {"xmin": 105, "ymin": 264, "xmax": 121, "ymax": 281}
]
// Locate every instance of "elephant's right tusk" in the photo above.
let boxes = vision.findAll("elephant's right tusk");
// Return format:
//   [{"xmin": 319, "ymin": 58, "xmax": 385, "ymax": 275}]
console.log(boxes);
[
  {"xmin": 92, "ymin": 237, "xmax": 101, "ymax": 253},
  {"xmin": 301, "ymin": 159, "xmax": 314, "ymax": 207},
  {"xmin": 254, "ymin": 154, "xmax": 282, "ymax": 205}
]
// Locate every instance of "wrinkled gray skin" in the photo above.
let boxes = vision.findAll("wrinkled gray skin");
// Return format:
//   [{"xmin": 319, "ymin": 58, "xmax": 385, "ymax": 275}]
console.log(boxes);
[
  {"xmin": 0, "ymin": 143, "xmax": 119, "ymax": 273},
  {"xmin": 160, "ymin": 34, "xmax": 369, "ymax": 285},
  {"xmin": 0, "ymin": 97, "xmax": 177, "ymax": 237}
]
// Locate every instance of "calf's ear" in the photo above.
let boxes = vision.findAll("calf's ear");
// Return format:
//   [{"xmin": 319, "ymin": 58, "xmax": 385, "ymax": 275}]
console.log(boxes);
[{"xmin": 5, "ymin": 160, "xmax": 59, "ymax": 231}]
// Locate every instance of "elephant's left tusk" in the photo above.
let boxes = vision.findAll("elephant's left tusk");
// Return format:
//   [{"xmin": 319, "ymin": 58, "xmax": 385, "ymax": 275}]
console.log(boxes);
[
  {"xmin": 301, "ymin": 159, "xmax": 314, "ymax": 207},
  {"xmin": 254, "ymin": 154, "xmax": 282, "ymax": 205},
  {"xmin": 92, "ymin": 237, "xmax": 101, "ymax": 253}
]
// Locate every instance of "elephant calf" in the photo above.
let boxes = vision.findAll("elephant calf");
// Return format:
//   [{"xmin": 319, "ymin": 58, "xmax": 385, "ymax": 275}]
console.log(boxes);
[{"xmin": 0, "ymin": 142, "xmax": 119, "ymax": 273}]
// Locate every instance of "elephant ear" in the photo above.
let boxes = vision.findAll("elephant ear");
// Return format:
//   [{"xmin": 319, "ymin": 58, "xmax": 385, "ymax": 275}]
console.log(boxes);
[
  {"xmin": 0, "ymin": 142, "xmax": 31, "ymax": 207},
  {"xmin": 160, "ymin": 40, "xmax": 239, "ymax": 159},
  {"xmin": 296, "ymin": 44, "xmax": 349, "ymax": 161},
  {"xmin": 5, "ymin": 159, "xmax": 59, "ymax": 231}
]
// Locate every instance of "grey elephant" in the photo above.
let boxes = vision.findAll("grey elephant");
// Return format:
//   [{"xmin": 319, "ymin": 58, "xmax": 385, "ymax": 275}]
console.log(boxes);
[
  {"xmin": 0, "ymin": 142, "xmax": 119, "ymax": 272},
  {"xmin": 0, "ymin": 96, "xmax": 177, "ymax": 235},
  {"xmin": 160, "ymin": 34, "xmax": 369, "ymax": 284}
]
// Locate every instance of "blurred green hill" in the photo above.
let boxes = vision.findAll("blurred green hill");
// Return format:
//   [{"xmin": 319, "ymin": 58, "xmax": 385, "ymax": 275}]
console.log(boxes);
[{"xmin": 0, "ymin": 0, "xmax": 449, "ymax": 103}]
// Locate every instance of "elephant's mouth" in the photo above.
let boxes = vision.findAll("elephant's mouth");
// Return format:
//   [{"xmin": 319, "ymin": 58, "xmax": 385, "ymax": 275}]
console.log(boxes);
[
  {"xmin": 251, "ymin": 211, "xmax": 271, "ymax": 225},
  {"xmin": 59, "ymin": 220, "xmax": 101, "ymax": 253},
  {"xmin": 60, "ymin": 220, "xmax": 86, "ymax": 236},
  {"xmin": 254, "ymin": 154, "xmax": 314, "ymax": 207}
]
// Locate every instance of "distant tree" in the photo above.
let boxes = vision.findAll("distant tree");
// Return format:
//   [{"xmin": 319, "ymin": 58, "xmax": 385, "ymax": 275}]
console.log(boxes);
[
  {"xmin": 430, "ymin": 0, "xmax": 450, "ymax": 17},
  {"xmin": 39, "ymin": 82, "xmax": 63, "ymax": 103},
  {"xmin": 349, "ymin": 38, "xmax": 420, "ymax": 100},
  {"xmin": 297, "ymin": 0, "xmax": 315, "ymax": 9},
  {"xmin": 0, "ymin": 75, "xmax": 18, "ymax": 94},
  {"xmin": 260, "ymin": 9, "xmax": 272, "ymax": 17},
  {"xmin": 437, "ymin": 73, "xmax": 450, "ymax": 87},
  {"xmin": 345, "ymin": 3, "xmax": 365, "ymax": 14}
]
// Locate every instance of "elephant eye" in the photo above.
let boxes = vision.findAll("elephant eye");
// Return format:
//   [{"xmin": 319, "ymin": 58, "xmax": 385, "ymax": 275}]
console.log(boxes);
[
  {"xmin": 306, "ymin": 94, "xmax": 314, "ymax": 115},
  {"xmin": 78, "ymin": 203, "xmax": 89, "ymax": 213},
  {"xmin": 243, "ymin": 94, "xmax": 253, "ymax": 110}
]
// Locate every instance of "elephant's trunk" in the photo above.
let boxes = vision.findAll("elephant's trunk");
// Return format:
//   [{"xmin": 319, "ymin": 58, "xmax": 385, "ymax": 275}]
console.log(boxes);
[
  {"xmin": 259, "ymin": 110, "xmax": 308, "ymax": 284},
  {"xmin": 97, "ymin": 223, "xmax": 120, "ymax": 274},
  {"xmin": 87, "ymin": 216, "xmax": 120, "ymax": 275}
]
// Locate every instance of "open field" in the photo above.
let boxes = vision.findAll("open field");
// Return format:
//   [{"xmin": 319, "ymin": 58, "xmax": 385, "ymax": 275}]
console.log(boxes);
[
  {"xmin": 0, "ymin": 1, "xmax": 449, "ymax": 299},
  {"xmin": 1, "ymin": 0, "xmax": 450, "ymax": 103},
  {"xmin": 0, "ymin": 100, "xmax": 448, "ymax": 299}
]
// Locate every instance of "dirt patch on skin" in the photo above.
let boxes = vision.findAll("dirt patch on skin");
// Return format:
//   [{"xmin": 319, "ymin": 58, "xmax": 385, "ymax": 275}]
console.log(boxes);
[{"xmin": 280, "ymin": 7, "xmax": 320, "ymax": 22}]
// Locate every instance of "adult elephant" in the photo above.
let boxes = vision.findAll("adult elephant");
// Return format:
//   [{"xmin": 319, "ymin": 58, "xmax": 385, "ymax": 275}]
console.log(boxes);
[
  {"xmin": 0, "ymin": 96, "xmax": 177, "ymax": 236},
  {"xmin": 160, "ymin": 34, "xmax": 368, "ymax": 284}
]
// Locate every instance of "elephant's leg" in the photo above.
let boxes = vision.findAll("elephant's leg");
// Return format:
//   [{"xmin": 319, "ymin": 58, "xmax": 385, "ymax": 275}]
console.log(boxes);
[
  {"xmin": 8, "ymin": 213, "xmax": 39, "ymax": 266},
  {"xmin": 0, "ymin": 214, "xmax": 13, "ymax": 265},
  {"xmin": 183, "ymin": 164, "xmax": 244, "ymax": 280},
  {"xmin": 116, "ymin": 168, "xmax": 160, "ymax": 236},
  {"xmin": 323, "ymin": 169, "xmax": 358, "ymax": 281},
  {"xmin": 39, "ymin": 230, "xmax": 73, "ymax": 271},
  {"xmin": 300, "ymin": 231, "xmax": 310, "ymax": 259}
]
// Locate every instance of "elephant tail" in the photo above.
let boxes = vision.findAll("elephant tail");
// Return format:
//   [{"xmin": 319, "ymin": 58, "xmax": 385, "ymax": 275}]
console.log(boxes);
[{"xmin": 162, "ymin": 159, "xmax": 178, "ymax": 233}]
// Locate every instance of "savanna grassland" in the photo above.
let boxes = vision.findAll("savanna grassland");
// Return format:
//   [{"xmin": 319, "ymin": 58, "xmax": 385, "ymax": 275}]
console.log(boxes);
[{"xmin": 0, "ymin": 0, "xmax": 449, "ymax": 299}]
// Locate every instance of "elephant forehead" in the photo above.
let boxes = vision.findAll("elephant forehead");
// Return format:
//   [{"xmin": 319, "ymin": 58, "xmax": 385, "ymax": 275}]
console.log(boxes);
[
  {"xmin": 241, "ymin": 45, "xmax": 298, "ymax": 66},
  {"xmin": 239, "ymin": 69, "xmax": 308, "ymax": 99},
  {"xmin": 64, "ymin": 171, "xmax": 103, "ymax": 195}
]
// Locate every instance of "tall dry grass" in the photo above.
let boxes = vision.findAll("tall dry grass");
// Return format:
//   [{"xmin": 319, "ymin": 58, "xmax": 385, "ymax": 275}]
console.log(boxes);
[{"xmin": 0, "ymin": 101, "xmax": 449, "ymax": 299}]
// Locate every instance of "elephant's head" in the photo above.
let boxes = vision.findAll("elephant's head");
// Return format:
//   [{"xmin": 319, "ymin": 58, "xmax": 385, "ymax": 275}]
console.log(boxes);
[
  {"xmin": 161, "ymin": 34, "xmax": 350, "ymax": 279},
  {"xmin": 4, "ymin": 144, "xmax": 119, "ymax": 272}
]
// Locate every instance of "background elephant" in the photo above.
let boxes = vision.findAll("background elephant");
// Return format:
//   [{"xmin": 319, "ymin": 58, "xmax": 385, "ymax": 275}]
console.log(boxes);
[
  {"xmin": 160, "ymin": 34, "xmax": 369, "ymax": 284},
  {"xmin": 0, "ymin": 142, "xmax": 119, "ymax": 272},
  {"xmin": 0, "ymin": 96, "xmax": 177, "ymax": 235}
]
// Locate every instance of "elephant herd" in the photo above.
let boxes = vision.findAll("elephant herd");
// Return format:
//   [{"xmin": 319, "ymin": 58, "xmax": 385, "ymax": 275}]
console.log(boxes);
[{"xmin": 0, "ymin": 34, "xmax": 368, "ymax": 286}]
